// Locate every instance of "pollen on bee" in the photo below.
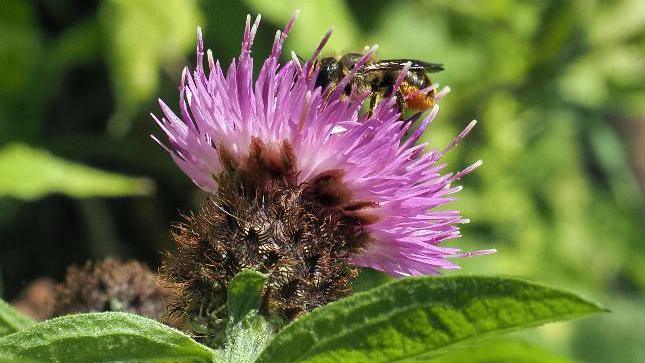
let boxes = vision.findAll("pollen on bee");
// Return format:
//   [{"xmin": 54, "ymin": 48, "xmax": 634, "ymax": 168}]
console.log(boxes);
[{"xmin": 401, "ymin": 82, "xmax": 434, "ymax": 111}]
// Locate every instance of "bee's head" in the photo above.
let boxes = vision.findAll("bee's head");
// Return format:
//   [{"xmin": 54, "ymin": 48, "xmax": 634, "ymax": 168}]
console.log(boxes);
[{"xmin": 315, "ymin": 57, "xmax": 342, "ymax": 90}]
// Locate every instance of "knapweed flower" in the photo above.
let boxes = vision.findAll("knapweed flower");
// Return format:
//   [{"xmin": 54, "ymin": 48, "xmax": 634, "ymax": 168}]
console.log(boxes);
[{"xmin": 154, "ymin": 14, "xmax": 493, "ymax": 332}]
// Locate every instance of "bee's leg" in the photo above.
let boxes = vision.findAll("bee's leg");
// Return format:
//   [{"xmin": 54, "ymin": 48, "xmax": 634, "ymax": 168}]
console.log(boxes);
[
  {"xmin": 368, "ymin": 93, "xmax": 379, "ymax": 118},
  {"xmin": 395, "ymin": 90, "xmax": 406, "ymax": 117},
  {"xmin": 323, "ymin": 81, "xmax": 337, "ymax": 101}
]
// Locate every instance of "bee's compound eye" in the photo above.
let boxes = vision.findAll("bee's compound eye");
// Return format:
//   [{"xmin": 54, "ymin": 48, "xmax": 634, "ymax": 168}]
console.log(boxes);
[{"xmin": 315, "ymin": 58, "xmax": 342, "ymax": 89}]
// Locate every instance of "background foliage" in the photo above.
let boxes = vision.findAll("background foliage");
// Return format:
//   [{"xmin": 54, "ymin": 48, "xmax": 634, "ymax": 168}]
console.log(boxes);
[{"xmin": 0, "ymin": 0, "xmax": 642, "ymax": 361}]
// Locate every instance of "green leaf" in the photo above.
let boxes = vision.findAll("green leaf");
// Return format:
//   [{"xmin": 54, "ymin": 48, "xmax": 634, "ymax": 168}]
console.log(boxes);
[
  {"xmin": 0, "ymin": 143, "xmax": 154, "ymax": 200},
  {"xmin": 0, "ymin": 355, "xmax": 41, "ymax": 363},
  {"xmin": 0, "ymin": 0, "xmax": 43, "ymax": 143},
  {"xmin": 425, "ymin": 339, "xmax": 574, "ymax": 363},
  {"xmin": 0, "ymin": 300, "xmax": 34, "ymax": 338},
  {"xmin": 228, "ymin": 269, "xmax": 267, "ymax": 324},
  {"xmin": 99, "ymin": 0, "xmax": 202, "ymax": 135},
  {"xmin": 0, "ymin": 0, "xmax": 40, "ymax": 94},
  {"xmin": 220, "ymin": 317, "xmax": 273, "ymax": 363},
  {"xmin": 0, "ymin": 312, "xmax": 214, "ymax": 363},
  {"xmin": 257, "ymin": 276, "xmax": 605, "ymax": 363}
]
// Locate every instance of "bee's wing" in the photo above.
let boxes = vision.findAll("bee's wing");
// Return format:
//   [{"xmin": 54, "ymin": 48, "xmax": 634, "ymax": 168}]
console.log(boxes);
[{"xmin": 363, "ymin": 59, "xmax": 444, "ymax": 73}]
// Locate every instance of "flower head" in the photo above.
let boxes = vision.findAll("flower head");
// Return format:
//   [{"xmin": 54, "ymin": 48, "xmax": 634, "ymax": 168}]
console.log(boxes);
[
  {"xmin": 51, "ymin": 259, "xmax": 171, "ymax": 320},
  {"xmin": 154, "ymin": 13, "xmax": 493, "ymax": 279}
]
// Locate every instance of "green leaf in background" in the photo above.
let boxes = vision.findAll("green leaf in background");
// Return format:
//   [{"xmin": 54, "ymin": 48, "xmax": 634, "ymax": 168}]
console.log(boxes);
[
  {"xmin": 0, "ymin": 299, "xmax": 33, "ymax": 338},
  {"xmin": 257, "ymin": 276, "xmax": 605, "ymax": 363},
  {"xmin": 228, "ymin": 269, "xmax": 267, "ymax": 324},
  {"xmin": 243, "ymin": 0, "xmax": 360, "ymax": 54},
  {"xmin": 99, "ymin": 0, "xmax": 201, "ymax": 135},
  {"xmin": 0, "ymin": 0, "xmax": 43, "ymax": 143},
  {"xmin": 0, "ymin": 312, "xmax": 214, "ymax": 363},
  {"xmin": 0, "ymin": 0, "xmax": 40, "ymax": 101},
  {"xmin": 0, "ymin": 143, "xmax": 154, "ymax": 200},
  {"xmin": 352, "ymin": 268, "xmax": 393, "ymax": 294},
  {"xmin": 0, "ymin": 355, "xmax": 40, "ymax": 363},
  {"xmin": 0, "ymin": 267, "xmax": 4, "ymax": 300},
  {"xmin": 570, "ymin": 296, "xmax": 645, "ymax": 363},
  {"xmin": 426, "ymin": 339, "xmax": 574, "ymax": 363}
]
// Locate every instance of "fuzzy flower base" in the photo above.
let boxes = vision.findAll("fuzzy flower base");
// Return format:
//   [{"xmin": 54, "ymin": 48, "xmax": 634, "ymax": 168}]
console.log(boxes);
[{"xmin": 161, "ymin": 169, "xmax": 360, "ymax": 341}]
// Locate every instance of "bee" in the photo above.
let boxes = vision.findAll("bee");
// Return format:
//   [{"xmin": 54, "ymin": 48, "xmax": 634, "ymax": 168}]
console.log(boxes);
[{"xmin": 313, "ymin": 52, "xmax": 444, "ymax": 117}]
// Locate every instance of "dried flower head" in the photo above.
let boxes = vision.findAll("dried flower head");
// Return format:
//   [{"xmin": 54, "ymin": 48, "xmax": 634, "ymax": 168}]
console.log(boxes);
[
  {"xmin": 154, "ymin": 13, "xmax": 493, "ymax": 331},
  {"xmin": 51, "ymin": 259, "xmax": 171, "ymax": 320},
  {"xmin": 11, "ymin": 278, "xmax": 56, "ymax": 320}
]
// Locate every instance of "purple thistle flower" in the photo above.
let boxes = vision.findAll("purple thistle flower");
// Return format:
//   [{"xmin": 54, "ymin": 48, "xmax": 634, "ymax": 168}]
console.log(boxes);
[{"xmin": 153, "ymin": 13, "xmax": 494, "ymax": 277}]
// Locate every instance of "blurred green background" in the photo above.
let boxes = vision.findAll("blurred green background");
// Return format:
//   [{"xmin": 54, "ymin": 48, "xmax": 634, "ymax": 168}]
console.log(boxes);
[{"xmin": 0, "ymin": 0, "xmax": 643, "ymax": 361}]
